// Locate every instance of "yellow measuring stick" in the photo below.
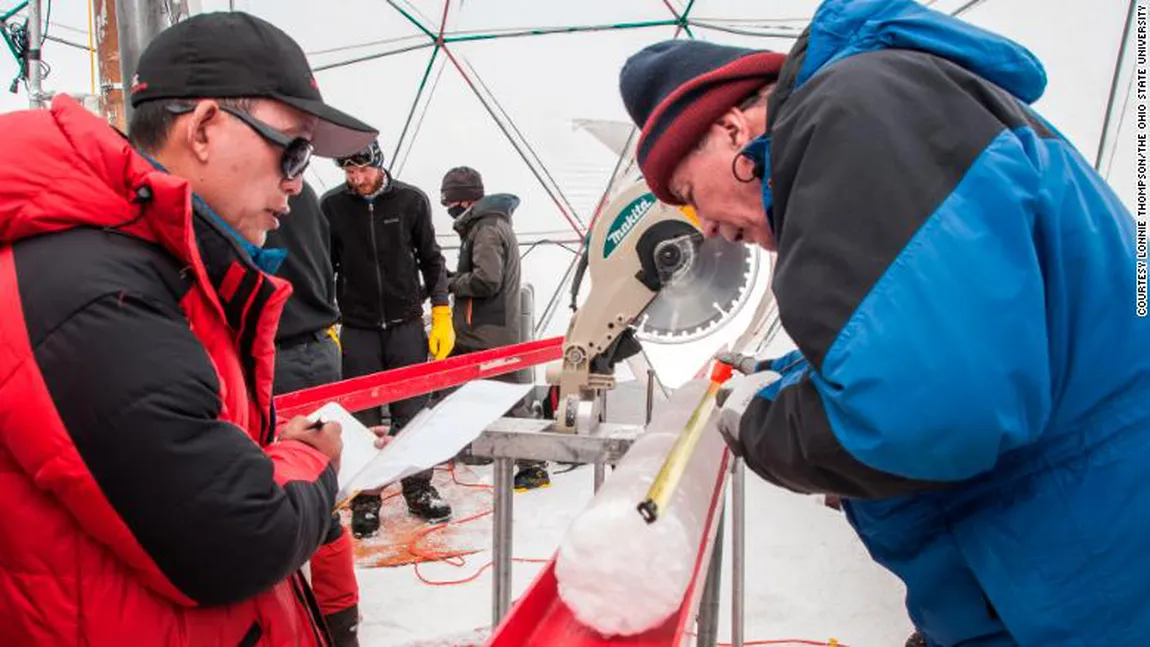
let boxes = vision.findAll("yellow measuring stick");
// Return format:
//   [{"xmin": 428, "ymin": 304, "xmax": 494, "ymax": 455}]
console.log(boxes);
[{"xmin": 637, "ymin": 361, "xmax": 734, "ymax": 524}]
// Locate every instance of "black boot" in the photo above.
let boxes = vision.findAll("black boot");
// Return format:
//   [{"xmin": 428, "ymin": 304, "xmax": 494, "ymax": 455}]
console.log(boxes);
[
  {"xmin": 350, "ymin": 493, "xmax": 382, "ymax": 539},
  {"xmin": 905, "ymin": 631, "xmax": 926, "ymax": 647},
  {"xmin": 514, "ymin": 464, "xmax": 551, "ymax": 492},
  {"xmin": 404, "ymin": 485, "xmax": 452, "ymax": 523},
  {"xmin": 323, "ymin": 604, "xmax": 360, "ymax": 647}
]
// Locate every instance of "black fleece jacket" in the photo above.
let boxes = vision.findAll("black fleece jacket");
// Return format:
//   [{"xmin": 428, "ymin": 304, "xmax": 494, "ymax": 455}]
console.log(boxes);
[{"xmin": 321, "ymin": 174, "xmax": 449, "ymax": 329}]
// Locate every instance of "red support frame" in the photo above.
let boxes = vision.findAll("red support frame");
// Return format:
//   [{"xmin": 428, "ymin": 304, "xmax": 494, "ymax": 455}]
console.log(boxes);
[{"xmin": 273, "ymin": 336, "xmax": 564, "ymax": 421}]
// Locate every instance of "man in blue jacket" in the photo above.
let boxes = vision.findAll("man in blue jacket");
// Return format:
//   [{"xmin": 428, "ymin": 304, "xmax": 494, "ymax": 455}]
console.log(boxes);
[{"xmin": 619, "ymin": 1, "xmax": 1150, "ymax": 644}]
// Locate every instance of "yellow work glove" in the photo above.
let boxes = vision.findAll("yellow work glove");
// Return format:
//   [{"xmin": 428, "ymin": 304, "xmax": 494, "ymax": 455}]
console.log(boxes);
[
  {"xmin": 326, "ymin": 325, "xmax": 342, "ymax": 352},
  {"xmin": 428, "ymin": 305, "xmax": 455, "ymax": 360}
]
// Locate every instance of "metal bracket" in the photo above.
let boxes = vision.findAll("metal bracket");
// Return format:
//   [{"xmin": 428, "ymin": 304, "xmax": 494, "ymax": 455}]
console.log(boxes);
[{"xmin": 469, "ymin": 418, "xmax": 640, "ymax": 464}]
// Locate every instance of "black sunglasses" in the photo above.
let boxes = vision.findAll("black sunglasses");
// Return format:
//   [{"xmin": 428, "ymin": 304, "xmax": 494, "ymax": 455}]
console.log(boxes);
[{"xmin": 165, "ymin": 103, "xmax": 314, "ymax": 180}]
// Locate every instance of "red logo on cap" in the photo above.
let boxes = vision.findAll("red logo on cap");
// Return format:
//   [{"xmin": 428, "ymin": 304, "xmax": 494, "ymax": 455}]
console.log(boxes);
[
  {"xmin": 130, "ymin": 74, "xmax": 148, "ymax": 95},
  {"xmin": 309, "ymin": 76, "xmax": 319, "ymax": 91}
]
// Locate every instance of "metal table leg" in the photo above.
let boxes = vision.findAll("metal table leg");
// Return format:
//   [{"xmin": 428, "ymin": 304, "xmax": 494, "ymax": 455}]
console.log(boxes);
[
  {"xmin": 492, "ymin": 456, "xmax": 515, "ymax": 627},
  {"xmin": 646, "ymin": 369, "xmax": 655, "ymax": 424},
  {"xmin": 732, "ymin": 458, "xmax": 746, "ymax": 647},
  {"xmin": 697, "ymin": 510, "xmax": 724, "ymax": 647}
]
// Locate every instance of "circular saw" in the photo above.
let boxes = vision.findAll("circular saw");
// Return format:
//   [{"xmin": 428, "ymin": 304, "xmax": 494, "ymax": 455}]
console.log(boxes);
[
  {"xmin": 545, "ymin": 180, "xmax": 757, "ymax": 431},
  {"xmin": 633, "ymin": 234, "xmax": 757, "ymax": 343}
]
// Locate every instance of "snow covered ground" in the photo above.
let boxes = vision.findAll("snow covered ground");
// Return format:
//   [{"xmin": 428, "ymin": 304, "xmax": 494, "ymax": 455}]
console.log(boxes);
[{"xmin": 354, "ymin": 459, "xmax": 914, "ymax": 646}]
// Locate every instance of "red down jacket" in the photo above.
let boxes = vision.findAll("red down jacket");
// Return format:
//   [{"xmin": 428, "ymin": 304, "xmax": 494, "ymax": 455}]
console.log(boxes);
[{"xmin": 0, "ymin": 96, "xmax": 338, "ymax": 645}]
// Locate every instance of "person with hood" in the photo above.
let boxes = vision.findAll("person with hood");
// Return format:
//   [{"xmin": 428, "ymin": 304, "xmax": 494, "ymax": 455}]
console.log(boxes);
[
  {"xmin": 0, "ymin": 12, "xmax": 379, "ymax": 645},
  {"xmin": 322, "ymin": 141, "xmax": 455, "ymax": 532},
  {"xmin": 439, "ymin": 167, "xmax": 549, "ymax": 491},
  {"xmin": 618, "ymin": 0, "xmax": 1149, "ymax": 644}
]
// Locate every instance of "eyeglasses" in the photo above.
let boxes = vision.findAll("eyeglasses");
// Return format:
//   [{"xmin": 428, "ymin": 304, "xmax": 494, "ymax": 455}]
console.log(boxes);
[{"xmin": 165, "ymin": 103, "xmax": 314, "ymax": 180}]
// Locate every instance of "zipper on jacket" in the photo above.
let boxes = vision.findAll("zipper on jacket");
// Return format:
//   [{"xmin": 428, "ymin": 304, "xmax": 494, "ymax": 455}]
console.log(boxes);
[
  {"xmin": 367, "ymin": 201, "xmax": 387, "ymax": 328},
  {"xmin": 290, "ymin": 570, "xmax": 331, "ymax": 647},
  {"xmin": 237, "ymin": 623, "xmax": 262, "ymax": 647}
]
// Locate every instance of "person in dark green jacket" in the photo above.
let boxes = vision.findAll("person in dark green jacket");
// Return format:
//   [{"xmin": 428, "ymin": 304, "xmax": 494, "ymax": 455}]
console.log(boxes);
[{"xmin": 440, "ymin": 166, "xmax": 549, "ymax": 491}]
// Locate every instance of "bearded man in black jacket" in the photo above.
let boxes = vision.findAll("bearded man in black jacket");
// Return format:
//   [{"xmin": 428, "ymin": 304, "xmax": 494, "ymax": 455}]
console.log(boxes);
[{"xmin": 321, "ymin": 141, "xmax": 455, "ymax": 532}]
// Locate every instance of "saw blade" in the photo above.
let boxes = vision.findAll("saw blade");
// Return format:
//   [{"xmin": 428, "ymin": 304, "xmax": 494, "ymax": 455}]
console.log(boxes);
[{"xmin": 633, "ymin": 236, "xmax": 758, "ymax": 343}]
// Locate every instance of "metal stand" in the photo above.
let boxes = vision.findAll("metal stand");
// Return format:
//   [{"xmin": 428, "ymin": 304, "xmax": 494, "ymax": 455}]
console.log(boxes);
[
  {"xmin": 1095, "ymin": 0, "xmax": 1138, "ymax": 174},
  {"xmin": 472, "ymin": 421, "xmax": 750, "ymax": 636},
  {"xmin": 26, "ymin": 0, "xmax": 43, "ymax": 108},
  {"xmin": 593, "ymin": 388, "xmax": 609, "ymax": 492},
  {"xmin": 732, "ymin": 458, "xmax": 746, "ymax": 647},
  {"xmin": 646, "ymin": 369, "xmax": 656, "ymax": 424},
  {"xmin": 696, "ymin": 511, "xmax": 724, "ymax": 647},
  {"xmin": 491, "ymin": 456, "xmax": 515, "ymax": 627},
  {"xmin": 114, "ymin": 0, "xmax": 168, "ymax": 123},
  {"xmin": 471, "ymin": 418, "xmax": 642, "ymax": 627}
]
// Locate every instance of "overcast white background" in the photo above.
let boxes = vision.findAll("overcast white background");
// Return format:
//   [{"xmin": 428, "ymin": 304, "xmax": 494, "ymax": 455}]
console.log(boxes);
[
  {"xmin": 0, "ymin": 6, "xmax": 1138, "ymax": 641},
  {"xmin": 0, "ymin": 0, "xmax": 1137, "ymax": 384}
]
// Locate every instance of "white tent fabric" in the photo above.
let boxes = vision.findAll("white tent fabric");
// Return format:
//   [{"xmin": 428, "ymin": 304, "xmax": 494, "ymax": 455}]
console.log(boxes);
[
  {"xmin": 0, "ymin": 1, "xmax": 1134, "ymax": 384},
  {"xmin": 0, "ymin": 2, "xmax": 1140, "ymax": 644}
]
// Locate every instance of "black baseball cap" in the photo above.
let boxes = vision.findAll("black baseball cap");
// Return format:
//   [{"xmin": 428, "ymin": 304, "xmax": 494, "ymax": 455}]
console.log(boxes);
[{"xmin": 129, "ymin": 12, "xmax": 377, "ymax": 158}]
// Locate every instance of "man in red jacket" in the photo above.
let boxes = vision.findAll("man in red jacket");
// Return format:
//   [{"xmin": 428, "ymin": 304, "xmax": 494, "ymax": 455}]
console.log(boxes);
[{"xmin": 0, "ymin": 12, "xmax": 376, "ymax": 646}]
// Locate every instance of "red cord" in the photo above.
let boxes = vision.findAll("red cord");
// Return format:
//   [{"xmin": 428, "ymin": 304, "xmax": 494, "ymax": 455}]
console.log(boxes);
[
  {"xmin": 445, "ymin": 462, "xmax": 495, "ymax": 490},
  {"xmin": 405, "ymin": 463, "xmax": 549, "ymax": 586}
]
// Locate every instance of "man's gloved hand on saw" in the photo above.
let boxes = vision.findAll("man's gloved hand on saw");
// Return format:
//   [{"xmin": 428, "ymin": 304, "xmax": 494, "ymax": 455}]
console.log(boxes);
[
  {"xmin": 714, "ymin": 365, "xmax": 781, "ymax": 458},
  {"xmin": 714, "ymin": 350, "xmax": 844, "ymax": 510},
  {"xmin": 712, "ymin": 349, "xmax": 807, "ymax": 458},
  {"xmin": 715, "ymin": 349, "xmax": 806, "ymax": 377}
]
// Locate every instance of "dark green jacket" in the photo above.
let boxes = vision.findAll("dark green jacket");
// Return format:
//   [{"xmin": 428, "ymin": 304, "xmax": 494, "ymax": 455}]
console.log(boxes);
[{"xmin": 449, "ymin": 194, "xmax": 521, "ymax": 349}]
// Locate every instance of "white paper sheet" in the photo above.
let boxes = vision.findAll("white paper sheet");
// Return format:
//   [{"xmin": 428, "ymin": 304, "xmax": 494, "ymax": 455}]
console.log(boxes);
[
  {"xmin": 305, "ymin": 402, "xmax": 382, "ymax": 494},
  {"xmin": 306, "ymin": 379, "xmax": 533, "ymax": 504}
]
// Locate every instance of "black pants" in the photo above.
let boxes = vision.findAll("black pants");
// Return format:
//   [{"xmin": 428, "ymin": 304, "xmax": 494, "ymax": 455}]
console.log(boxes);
[
  {"xmin": 274, "ymin": 331, "xmax": 359, "ymax": 634},
  {"xmin": 341, "ymin": 320, "xmax": 432, "ymax": 493},
  {"xmin": 273, "ymin": 332, "xmax": 342, "ymax": 396}
]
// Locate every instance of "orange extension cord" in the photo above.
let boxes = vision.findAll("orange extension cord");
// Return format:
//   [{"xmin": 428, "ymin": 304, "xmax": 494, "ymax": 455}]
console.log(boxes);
[{"xmin": 406, "ymin": 464, "xmax": 548, "ymax": 586}]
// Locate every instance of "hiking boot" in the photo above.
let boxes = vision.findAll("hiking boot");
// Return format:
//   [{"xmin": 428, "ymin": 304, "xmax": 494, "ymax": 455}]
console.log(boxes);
[
  {"xmin": 404, "ymin": 486, "xmax": 452, "ymax": 523},
  {"xmin": 905, "ymin": 632, "xmax": 926, "ymax": 647},
  {"xmin": 514, "ymin": 465, "xmax": 551, "ymax": 492},
  {"xmin": 350, "ymin": 493, "xmax": 382, "ymax": 539},
  {"xmin": 323, "ymin": 604, "xmax": 361, "ymax": 647}
]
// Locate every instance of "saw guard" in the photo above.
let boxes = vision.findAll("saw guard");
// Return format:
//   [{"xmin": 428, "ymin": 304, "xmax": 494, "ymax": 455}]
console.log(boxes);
[{"xmin": 551, "ymin": 182, "xmax": 701, "ymax": 431}]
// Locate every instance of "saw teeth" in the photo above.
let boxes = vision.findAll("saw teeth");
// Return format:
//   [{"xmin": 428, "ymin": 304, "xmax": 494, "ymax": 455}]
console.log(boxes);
[{"xmin": 634, "ymin": 241, "xmax": 761, "ymax": 344}]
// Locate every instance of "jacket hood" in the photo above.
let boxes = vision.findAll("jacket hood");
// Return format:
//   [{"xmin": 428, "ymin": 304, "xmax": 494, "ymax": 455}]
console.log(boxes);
[
  {"xmin": 0, "ymin": 95, "xmax": 198, "ymax": 266},
  {"xmin": 454, "ymin": 193, "xmax": 519, "ymax": 233},
  {"xmin": 788, "ymin": 0, "xmax": 1046, "ymax": 103},
  {"xmin": 0, "ymin": 95, "xmax": 289, "ymax": 332}
]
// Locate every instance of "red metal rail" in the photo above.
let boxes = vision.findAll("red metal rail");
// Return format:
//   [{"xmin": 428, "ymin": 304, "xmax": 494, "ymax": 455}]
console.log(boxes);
[{"xmin": 274, "ymin": 336, "xmax": 564, "ymax": 420}]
